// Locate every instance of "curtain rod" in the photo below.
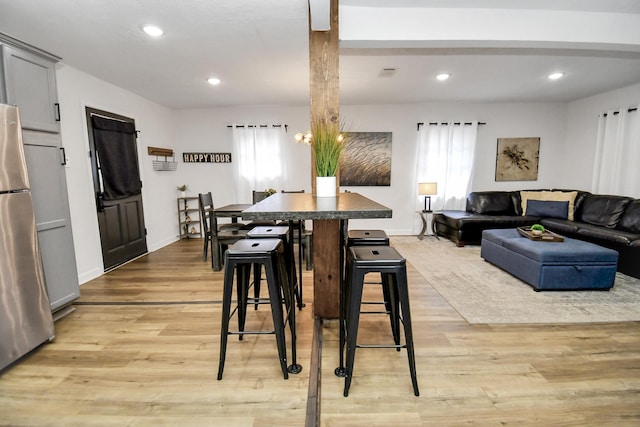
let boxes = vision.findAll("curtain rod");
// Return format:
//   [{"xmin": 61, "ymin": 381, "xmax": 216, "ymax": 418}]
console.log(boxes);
[
  {"xmin": 602, "ymin": 107, "xmax": 637, "ymax": 117},
  {"xmin": 416, "ymin": 121, "xmax": 486, "ymax": 131},
  {"xmin": 227, "ymin": 124, "xmax": 288, "ymax": 132}
]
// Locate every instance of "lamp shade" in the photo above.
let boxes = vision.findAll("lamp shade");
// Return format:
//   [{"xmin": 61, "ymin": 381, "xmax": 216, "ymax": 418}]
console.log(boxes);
[{"xmin": 418, "ymin": 182, "xmax": 437, "ymax": 195}]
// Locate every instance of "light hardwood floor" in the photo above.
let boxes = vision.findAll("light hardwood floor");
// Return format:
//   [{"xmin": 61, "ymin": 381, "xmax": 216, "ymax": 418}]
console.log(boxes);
[{"xmin": 0, "ymin": 238, "xmax": 638, "ymax": 426}]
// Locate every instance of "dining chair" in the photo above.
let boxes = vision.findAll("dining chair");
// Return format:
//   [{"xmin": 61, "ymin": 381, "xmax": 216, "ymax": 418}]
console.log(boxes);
[
  {"xmin": 199, "ymin": 192, "xmax": 247, "ymax": 270},
  {"xmin": 244, "ymin": 191, "xmax": 277, "ymax": 229},
  {"xmin": 252, "ymin": 190, "xmax": 270, "ymax": 204}
]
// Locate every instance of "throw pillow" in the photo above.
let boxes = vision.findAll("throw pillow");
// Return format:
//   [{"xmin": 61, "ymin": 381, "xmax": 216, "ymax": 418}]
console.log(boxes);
[
  {"xmin": 525, "ymin": 199, "xmax": 569, "ymax": 219},
  {"xmin": 520, "ymin": 190, "xmax": 578, "ymax": 220}
]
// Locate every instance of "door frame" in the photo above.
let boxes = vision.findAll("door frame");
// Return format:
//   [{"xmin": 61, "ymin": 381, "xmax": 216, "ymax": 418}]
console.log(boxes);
[{"xmin": 85, "ymin": 107, "xmax": 148, "ymax": 271}]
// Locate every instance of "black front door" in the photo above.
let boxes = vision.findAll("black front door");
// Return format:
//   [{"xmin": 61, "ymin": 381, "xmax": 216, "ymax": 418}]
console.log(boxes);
[{"xmin": 86, "ymin": 107, "xmax": 147, "ymax": 271}]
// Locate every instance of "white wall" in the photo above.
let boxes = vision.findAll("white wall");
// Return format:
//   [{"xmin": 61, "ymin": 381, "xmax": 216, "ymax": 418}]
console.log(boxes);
[
  {"xmin": 170, "ymin": 101, "xmax": 569, "ymax": 236},
  {"xmin": 56, "ymin": 63, "xmax": 637, "ymax": 285},
  {"xmin": 171, "ymin": 106, "xmax": 312, "ymax": 204},
  {"xmin": 56, "ymin": 64, "xmax": 176, "ymax": 284},
  {"xmin": 564, "ymin": 82, "xmax": 640, "ymax": 193},
  {"xmin": 341, "ymin": 102, "xmax": 568, "ymax": 233}
]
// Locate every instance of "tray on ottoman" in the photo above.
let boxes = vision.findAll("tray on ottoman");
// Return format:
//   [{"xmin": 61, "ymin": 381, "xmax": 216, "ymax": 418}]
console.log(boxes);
[
  {"xmin": 517, "ymin": 226, "xmax": 564, "ymax": 242},
  {"xmin": 481, "ymin": 228, "xmax": 618, "ymax": 291}
]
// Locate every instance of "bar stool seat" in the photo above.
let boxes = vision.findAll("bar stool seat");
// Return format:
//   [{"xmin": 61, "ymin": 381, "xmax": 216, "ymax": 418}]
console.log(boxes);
[
  {"xmin": 337, "ymin": 245, "xmax": 419, "ymax": 397},
  {"xmin": 217, "ymin": 238, "xmax": 301, "ymax": 380},
  {"xmin": 347, "ymin": 229, "xmax": 390, "ymax": 246}
]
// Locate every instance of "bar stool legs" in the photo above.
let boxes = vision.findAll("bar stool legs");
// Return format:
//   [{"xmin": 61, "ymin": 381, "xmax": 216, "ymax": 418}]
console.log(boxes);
[
  {"xmin": 247, "ymin": 225, "xmax": 301, "ymax": 311},
  {"xmin": 217, "ymin": 239, "xmax": 301, "ymax": 380},
  {"xmin": 346, "ymin": 230, "xmax": 400, "ymax": 348},
  {"xmin": 337, "ymin": 245, "xmax": 419, "ymax": 397},
  {"xmin": 289, "ymin": 220, "xmax": 305, "ymax": 310},
  {"xmin": 337, "ymin": 229, "xmax": 400, "ymax": 377}
]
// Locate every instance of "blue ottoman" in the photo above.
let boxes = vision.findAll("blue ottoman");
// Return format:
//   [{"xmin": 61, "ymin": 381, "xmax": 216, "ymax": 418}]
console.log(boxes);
[{"xmin": 480, "ymin": 228, "xmax": 618, "ymax": 291}]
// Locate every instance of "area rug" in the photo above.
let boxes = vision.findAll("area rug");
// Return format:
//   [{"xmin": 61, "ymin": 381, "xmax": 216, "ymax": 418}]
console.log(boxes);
[{"xmin": 391, "ymin": 235, "xmax": 640, "ymax": 324}]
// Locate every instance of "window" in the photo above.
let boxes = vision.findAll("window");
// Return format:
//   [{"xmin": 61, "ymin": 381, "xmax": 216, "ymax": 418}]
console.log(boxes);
[{"xmin": 231, "ymin": 125, "xmax": 289, "ymax": 202}]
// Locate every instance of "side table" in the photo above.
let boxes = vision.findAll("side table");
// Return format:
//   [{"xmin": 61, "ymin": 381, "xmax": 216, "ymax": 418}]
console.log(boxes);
[{"xmin": 417, "ymin": 211, "xmax": 439, "ymax": 240}]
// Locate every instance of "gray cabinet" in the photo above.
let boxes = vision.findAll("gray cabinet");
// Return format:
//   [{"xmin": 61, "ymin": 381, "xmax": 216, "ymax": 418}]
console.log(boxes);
[
  {"xmin": 23, "ymin": 131, "xmax": 80, "ymax": 312},
  {"xmin": 1, "ymin": 41, "xmax": 60, "ymax": 133},
  {"xmin": 1, "ymin": 33, "xmax": 79, "ymax": 315}
]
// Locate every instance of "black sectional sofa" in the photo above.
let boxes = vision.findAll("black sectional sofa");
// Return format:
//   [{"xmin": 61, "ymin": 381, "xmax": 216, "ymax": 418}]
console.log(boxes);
[{"xmin": 432, "ymin": 189, "xmax": 640, "ymax": 279}]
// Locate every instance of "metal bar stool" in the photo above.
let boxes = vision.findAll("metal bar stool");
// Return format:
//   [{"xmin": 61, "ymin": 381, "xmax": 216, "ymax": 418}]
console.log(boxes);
[
  {"xmin": 279, "ymin": 190, "xmax": 312, "ymax": 309},
  {"xmin": 347, "ymin": 229, "xmax": 389, "ymax": 247},
  {"xmin": 246, "ymin": 226, "xmax": 299, "ymax": 311},
  {"xmin": 217, "ymin": 238, "xmax": 301, "ymax": 380},
  {"xmin": 341, "ymin": 230, "xmax": 400, "ymax": 361},
  {"xmin": 287, "ymin": 220, "xmax": 309, "ymax": 309},
  {"xmin": 336, "ymin": 245, "xmax": 419, "ymax": 397}
]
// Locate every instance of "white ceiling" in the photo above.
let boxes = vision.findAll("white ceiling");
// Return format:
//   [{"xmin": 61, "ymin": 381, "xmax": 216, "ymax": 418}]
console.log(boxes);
[{"xmin": 0, "ymin": 0, "xmax": 639, "ymax": 109}]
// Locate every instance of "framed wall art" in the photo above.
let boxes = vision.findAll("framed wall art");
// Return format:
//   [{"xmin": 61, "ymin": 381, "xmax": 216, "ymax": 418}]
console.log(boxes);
[
  {"xmin": 495, "ymin": 137, "xmax": 540, "ymax": 181},
  {"xmin": 339, "ymin": 132, "xmax": 392, "ymax": 186}
]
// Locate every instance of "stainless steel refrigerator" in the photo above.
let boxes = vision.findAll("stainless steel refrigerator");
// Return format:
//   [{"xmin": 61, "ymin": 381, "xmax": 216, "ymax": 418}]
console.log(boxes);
[{"xmin": 0, "ymin": 103, "xmax": 55, "ymax": 372}]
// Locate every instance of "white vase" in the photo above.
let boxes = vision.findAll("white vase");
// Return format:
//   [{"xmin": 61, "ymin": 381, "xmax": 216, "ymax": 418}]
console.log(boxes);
[
  {"xmin": 180, "ymin": 191, "xmax": 186, "ymax": 198},
  {"xmin": 316, "ymin": 176, "xmax": 336, "ymax": 197}
]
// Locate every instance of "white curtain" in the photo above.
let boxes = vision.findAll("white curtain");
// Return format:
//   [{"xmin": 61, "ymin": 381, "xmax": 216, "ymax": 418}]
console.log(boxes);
[
  {"xmin": 413, "ymin": 121, "xmax": 478, "ymax": 233},
  {"xmin": 592, "ymin": 107, "xmax": 640, "ymax": 198},
  {"xmin": 231, "ymin": 125, "xmax": 289, "ymax": 203}
]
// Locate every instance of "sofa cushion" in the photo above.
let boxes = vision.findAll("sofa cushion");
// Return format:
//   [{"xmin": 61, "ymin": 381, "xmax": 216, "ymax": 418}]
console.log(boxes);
[
  {"xmin": 540, "ymin": 218, "xmax": 579, "ymax": 234},
  {"xmin": 520, "ymin": 191, "xmax": 578, "ymax": 220},
  {"xmin": 618, "ymin": 199, "xmax": 640, "ymax": 233},
  {"xmin": 576, "ymin": 222, "xmax": 640, "ymax": 246},
  {"xmin": 579, "ymin": 195, "xmax": 632, "ymax": 228},
  {"xmin": 525, "ymin": 199, "xmax": 569, "ymax": 219},
  {"xmin": 466, "ymin": 191, "xmax": 516, "ymax": 215}
]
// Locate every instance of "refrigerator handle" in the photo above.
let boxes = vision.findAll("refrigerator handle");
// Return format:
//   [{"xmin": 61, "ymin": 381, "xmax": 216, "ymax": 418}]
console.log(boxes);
[
  {"xmin": 60, "ymin": 147, "xmax": 67, "ymax": 166},
  {"xmin": 96, "ymin": 192, "xmax": 105, "ymax": 212},
  {"xmin": 54, "ymin": 103, "xmax": 61, "ymax": 122}
]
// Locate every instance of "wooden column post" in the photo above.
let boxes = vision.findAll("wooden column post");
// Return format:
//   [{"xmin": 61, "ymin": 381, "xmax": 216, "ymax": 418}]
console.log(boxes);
[
  {"xmin": 309, "ymin": 0, "xmax": 340, "ymax": 194},
  {"xmin": 309, "ymin": 0, "xmax": 340, "ymax": 318}
]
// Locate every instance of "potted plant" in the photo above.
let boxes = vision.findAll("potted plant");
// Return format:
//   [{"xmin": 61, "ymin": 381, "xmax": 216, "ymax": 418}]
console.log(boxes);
[
  {"xmin": 176, "ymin": 184, "xmax": 188, "ymax": 198},
  {"xmin": 531, "ymin": 223, "xmax": 545, "ymax": 236},
  {"xmin": 296, "ymin": 118, "xmax": 346, "ymax": 197}
]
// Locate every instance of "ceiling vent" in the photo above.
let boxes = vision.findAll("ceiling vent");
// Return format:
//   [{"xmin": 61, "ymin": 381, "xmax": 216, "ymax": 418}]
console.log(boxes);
[{"xmin": 379, "ymin": 68, "xmax": 397, "ymax": 78}]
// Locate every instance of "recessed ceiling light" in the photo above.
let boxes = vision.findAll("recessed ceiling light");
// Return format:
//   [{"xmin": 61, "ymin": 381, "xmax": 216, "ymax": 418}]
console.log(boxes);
[
  {"xmin": 142, "ymin": 25, "xmax": 164, "ymax": 37},
  {"xmin": 548, "ymin": 72, "xmax": 565, "ymax": 80},
  {"xmin": 207, "ymin": 77, "xmax": 221, "ymax": 86},
  {"xmin": 436, "ymin": 73, "xmax": 450, "ymax": 81}
]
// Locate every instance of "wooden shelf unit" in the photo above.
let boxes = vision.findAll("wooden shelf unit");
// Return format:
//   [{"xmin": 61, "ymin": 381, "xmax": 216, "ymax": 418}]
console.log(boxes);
[{"xmin": 177, "ymin": 197, "xmax": 202, "ymax": 239}]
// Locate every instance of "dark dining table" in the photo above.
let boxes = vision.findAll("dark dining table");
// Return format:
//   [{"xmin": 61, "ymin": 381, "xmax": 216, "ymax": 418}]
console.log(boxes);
[
  {"xmin": 241, "ymin": 192, "xmax": 392, "ymax": 318},
  {"xmin": 214, "ymin": 203, "xmax": 253, "ymax": 223}
]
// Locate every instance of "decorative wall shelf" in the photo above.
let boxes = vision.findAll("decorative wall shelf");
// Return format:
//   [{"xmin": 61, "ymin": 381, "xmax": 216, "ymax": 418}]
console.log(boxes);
[{"xmin": 148, "ymin": 146, "xmax": 177, "ymax": 171}]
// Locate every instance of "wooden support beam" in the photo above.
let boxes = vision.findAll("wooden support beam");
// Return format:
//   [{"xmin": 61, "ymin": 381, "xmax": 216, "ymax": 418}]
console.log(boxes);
[
  {"xmin": 309, "ymin": 0, "xmax": 340, "ymax": 195},
  {"xmin": 312, "ymin": 219, "xmax": 341, "ymax": 318},
  {"xmin": 309, "ymin": 0, "xmax": 341, "ymax": 319}
]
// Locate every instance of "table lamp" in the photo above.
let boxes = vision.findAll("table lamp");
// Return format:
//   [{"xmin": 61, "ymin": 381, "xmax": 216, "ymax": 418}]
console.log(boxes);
[{"xmin": 418, "ymin": 182, "xmax": 437, "ymax": 213}]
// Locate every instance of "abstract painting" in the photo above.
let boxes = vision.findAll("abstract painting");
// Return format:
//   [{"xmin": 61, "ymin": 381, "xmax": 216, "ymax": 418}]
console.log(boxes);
[
  {"xmin": 495, "ymin": 137, "xmax": 540, "ymax": 181},
  {"xmin": 339, "ymin": 132, "xmax": 392, "ymax": 186}
]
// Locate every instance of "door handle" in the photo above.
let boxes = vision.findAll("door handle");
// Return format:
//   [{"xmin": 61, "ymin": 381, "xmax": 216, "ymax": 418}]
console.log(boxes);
[
  {"xmin": 60, "ymin": 147, "xmax": 67, "ymax": 166},
  {"xmin": 96, "ymin": 192, "xmax": 105, "ymax": 212},
  {"xmin": 54, "ymin": 103, "xmax": 61, "ymax": 121}
]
